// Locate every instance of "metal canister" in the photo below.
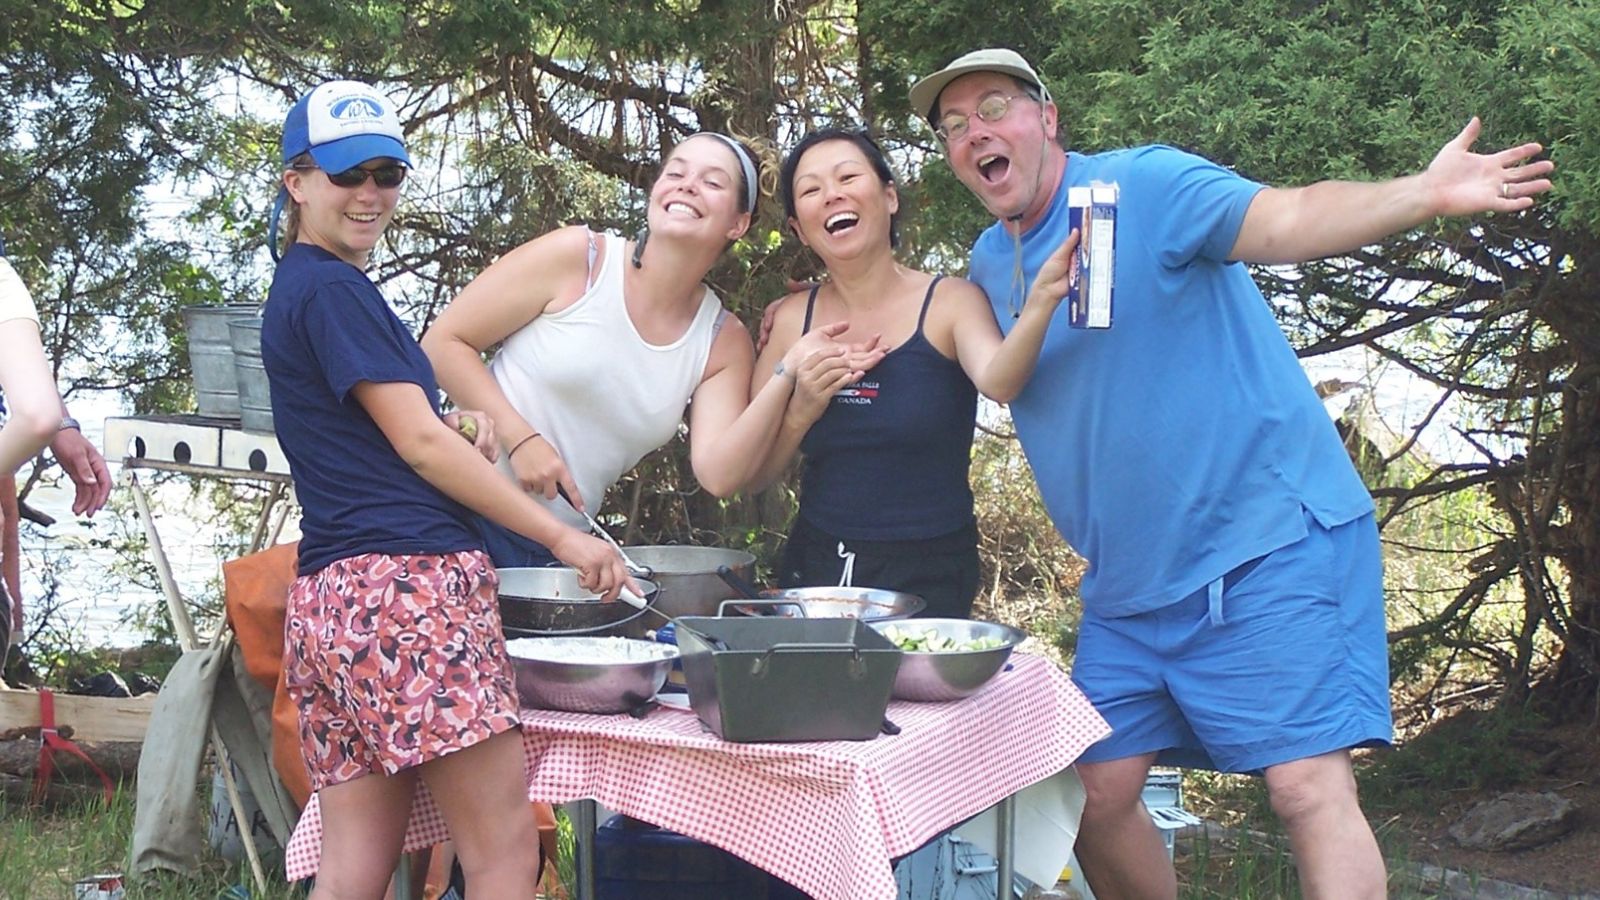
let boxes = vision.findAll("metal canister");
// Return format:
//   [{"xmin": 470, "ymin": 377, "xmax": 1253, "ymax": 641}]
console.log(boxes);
[{"xmin": 72, "ymin": 873, "xmax": 125, "ymax": 900}]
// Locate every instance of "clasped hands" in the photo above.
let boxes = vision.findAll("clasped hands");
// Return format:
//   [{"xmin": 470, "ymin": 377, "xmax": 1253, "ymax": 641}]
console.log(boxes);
[{"xmin": 775, "ymin": 320, "xmax": 888, "ymax": 421}]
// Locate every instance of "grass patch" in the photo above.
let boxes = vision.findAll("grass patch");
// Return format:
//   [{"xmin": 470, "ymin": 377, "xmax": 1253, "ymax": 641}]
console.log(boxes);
[
  {"xmin": 0, "ymin": 784, "xmax": 302, "ymax": 900},
  {"xmin": 1178, "ymin": 826, "xmax": 1301, "ymax": 899},
  {"xmin": 1170, "ymin": 759, "xmax": 1511, "ymax": 899},
  {"xmin": 1177, "ymin": 825, "xmax": 1459, "ymax": 899}
]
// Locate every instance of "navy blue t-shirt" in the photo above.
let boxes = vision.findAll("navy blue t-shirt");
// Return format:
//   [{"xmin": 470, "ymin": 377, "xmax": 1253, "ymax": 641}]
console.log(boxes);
[{"xmin": 262, "ymin": 243, "xmax": 481, "ymax": 576}]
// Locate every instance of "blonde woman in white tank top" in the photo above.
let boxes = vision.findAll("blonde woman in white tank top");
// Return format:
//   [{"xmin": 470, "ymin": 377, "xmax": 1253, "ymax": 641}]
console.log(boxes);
[{"xmin": 424, "ymin": 133, "xmax": 881, "ymax": 563}]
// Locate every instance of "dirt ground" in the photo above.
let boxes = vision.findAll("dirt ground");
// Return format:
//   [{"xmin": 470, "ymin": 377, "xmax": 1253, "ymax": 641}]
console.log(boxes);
[{"xmin": 1378, "ymin": 721, "xmax": 1600, "ymax": 895}]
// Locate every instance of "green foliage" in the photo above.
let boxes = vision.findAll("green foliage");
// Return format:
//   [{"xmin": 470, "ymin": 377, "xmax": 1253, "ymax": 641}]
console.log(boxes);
[
  {"xmin": 1500, "ymin": 0, "xmax": 1600, "ymax": 233},
  {"xmin": 1047, "ymin": 0, "xmax": 1506, "ymax": 169},
  {"xmin": 969, "ymin": 427, "xmax": 1083, "ymax": 635},
  {"xmin": 1359, "ymin": 706, "xmax": 1543, "ymax": 814},
  {"xmin": 1, "ymin": 612, "xmax": 120, "ymax": 688}
]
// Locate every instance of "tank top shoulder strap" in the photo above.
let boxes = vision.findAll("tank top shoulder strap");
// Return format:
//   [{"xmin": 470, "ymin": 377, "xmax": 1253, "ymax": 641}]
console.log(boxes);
[
  {"xmin": 915, "ymin": 274, "xmax": 946, "ymax": 334},
  {"xmin": 801, "ymin": 284, "xmax": 821, "ymax": 335},
  {"xmin": 581, "ymin": 232, "xmax": 625, "ymax": 307},
  {"xmin": 584, "ymin": 229, "xmax": 601, "ymax": 290}
]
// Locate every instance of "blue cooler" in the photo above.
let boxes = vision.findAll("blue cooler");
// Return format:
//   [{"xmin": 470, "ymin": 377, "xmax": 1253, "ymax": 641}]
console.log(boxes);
[
  {"xmin": 595, "ymin": 815, "xmax": 809, "ymax": 899},
  {"xmin": 594, "ymin": 816, "xmax": 1024, "ymax": 900}
]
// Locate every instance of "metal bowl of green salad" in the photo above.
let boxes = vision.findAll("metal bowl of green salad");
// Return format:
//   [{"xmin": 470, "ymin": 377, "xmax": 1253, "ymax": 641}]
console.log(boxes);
[{"xmin": 870, "ymin": 618, "xmax": 1026, "ymax": 702}]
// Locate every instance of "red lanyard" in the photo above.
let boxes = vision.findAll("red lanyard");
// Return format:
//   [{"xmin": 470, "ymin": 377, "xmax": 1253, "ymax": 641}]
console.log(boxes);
[{"xmin": 33, "ymin": 689, "xmax": 117, "ymax": 805}]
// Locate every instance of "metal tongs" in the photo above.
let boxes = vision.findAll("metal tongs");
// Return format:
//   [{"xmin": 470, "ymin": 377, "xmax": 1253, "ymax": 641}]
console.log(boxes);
[{"xmin": 557, "ymin": 485, "xmax": 650, "ymax": 610}]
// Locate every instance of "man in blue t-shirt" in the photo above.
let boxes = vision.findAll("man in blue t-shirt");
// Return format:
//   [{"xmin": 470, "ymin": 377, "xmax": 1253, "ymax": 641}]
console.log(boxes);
[{"xmin": 909, "ymin": 48, "xmax": 1554, "ymax": 900}]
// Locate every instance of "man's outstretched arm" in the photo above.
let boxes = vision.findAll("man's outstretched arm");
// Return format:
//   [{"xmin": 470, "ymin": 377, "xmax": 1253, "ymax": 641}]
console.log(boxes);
[{"xmin": 1230, "ymin": 117, "xmax": 1554, "ymax": 266}]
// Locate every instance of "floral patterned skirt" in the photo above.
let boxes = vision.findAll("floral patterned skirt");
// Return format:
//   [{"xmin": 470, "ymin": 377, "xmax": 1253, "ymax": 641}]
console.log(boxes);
[{"xmin": 283, "ymin": 549, "xmax": 521, "ymax": 789}]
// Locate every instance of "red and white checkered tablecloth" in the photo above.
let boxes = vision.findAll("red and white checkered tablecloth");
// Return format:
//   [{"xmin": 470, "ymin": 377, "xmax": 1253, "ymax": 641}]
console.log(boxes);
[{"xmin": 284, "ymin": 652, "xmax": 1108, "ymax": 900}]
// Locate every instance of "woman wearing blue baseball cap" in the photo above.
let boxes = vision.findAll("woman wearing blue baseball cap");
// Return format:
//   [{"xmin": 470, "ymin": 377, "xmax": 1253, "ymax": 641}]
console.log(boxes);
[{"xmin": 261, "ymin": 79, "xmax": 627, "ymax": 898}]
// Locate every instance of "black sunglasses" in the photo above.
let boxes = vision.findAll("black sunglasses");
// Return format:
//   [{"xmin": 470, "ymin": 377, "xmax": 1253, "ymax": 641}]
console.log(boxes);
[{"xmin": 294, "ymin": 163, "xmax": 408, "ymax": 189}]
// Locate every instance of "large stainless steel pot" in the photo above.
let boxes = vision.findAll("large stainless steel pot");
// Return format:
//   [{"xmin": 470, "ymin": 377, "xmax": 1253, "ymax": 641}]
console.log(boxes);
[
  {"xmin": 619, "ymin": 545, "xmax": 756, "ymax": 619},
  {"xmin": 497, "ymin": 567, "xmax": 661, "ymax": 638}
]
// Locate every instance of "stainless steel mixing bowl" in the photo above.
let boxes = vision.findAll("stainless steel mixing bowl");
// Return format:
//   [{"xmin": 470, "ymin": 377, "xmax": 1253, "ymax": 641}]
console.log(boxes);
[
  {"xmin": 505, "ymin": 636, "xmax": 679, "ymax": 713},
  {"xmin": 869, "ymin": 618, "xmax": 1025, "ymax": 702}
]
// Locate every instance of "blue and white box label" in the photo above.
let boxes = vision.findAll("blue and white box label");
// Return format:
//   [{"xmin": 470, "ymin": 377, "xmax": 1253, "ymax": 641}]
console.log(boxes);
[{"xmin": 1067, "ymin": 182, "xmax": 1117, "ymax": 329}]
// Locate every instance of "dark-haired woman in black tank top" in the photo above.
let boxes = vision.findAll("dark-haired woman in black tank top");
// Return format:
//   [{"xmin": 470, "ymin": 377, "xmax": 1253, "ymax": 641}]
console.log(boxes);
[{"xmin": 751, "ymin": 128, "xmax": 1079, "ymax": 618}]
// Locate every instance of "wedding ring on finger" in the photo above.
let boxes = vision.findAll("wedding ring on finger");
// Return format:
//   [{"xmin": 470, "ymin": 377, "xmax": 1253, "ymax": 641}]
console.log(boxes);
[{"xmin": 1501, "ymin": 182, "xmax": 1511, "ymax": 199}]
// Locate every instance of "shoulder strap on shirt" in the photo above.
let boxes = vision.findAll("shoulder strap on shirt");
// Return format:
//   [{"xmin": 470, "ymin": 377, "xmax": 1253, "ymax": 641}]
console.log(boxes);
[
  {"xmin": 584, "ymin": 230, "xmax": 601, "ymax": 291},
  {"xmin": 801, "ymin": 284, "xmax": 821, "ymax": 335},
  {"xmin": 916, "ymin": 274, "xmax": 946, "ymax": 334}
]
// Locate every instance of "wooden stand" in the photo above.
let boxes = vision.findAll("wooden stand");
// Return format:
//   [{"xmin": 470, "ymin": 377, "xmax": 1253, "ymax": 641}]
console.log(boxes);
[
  {"xmin": 0, "ymin": 688, "xmax": 155, "ymax": 744},
  {"xmin": 109, "ymin": 415, "xmax": 294, "ymax": 896}
]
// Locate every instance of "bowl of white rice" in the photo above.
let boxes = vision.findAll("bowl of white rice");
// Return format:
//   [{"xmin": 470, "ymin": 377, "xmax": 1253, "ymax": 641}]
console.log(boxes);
[{"xmin": 505, "ymin": 636, "xmax": 679, "ymax": 714}]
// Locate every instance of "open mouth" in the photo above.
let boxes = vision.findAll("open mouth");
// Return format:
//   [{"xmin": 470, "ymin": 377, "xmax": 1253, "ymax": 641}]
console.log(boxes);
[
  {"xmin": 824, "ymin": 212, "xmax": 860, "ymax": 235},
  {"xmin": 977, "ymin": 154, "xmax": 1011, "ymax": 184},
  {"xmin": 664, "ymin": 201, "xmax": 702, "ymax": 219},
  {"xmin": 346, "ymin": 213, "xmax": 380, "ymax": 223}
]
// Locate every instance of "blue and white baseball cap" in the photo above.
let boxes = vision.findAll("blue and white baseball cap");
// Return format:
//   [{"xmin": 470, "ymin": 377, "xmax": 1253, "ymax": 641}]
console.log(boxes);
[
  {"xmin": 270, "ymin": 80, "xmax": 410, "ymax": 261},
  {"xmin": 281, "ymin": 80, "xmax": 411, "ymax": 171}
]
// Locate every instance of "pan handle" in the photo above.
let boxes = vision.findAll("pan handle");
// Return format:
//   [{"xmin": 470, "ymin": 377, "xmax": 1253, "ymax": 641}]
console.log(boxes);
[
  {"xmin": 756, "ymin": 641, "xmax": 858, "ymax": 653},
  {"xmin": 673, "ymin": 620, "xmax": 730, "ymax": 653},
  {"xmin": 750, "ymin": 642, "xmax": 866, "ymax": 679},
  {"xmin": 715, "ymin": 564, "xmax": 762, "ymax": 599},
  {"xmin": 716, "ymin": 597, "xmax": 807, "ymax": 618}
]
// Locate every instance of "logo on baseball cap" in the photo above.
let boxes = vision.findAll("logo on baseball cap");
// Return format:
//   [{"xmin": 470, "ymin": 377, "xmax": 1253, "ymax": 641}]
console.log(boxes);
[
  {"xmin": 270, "ymin": 80, "xmax": 410, "ymax": 261},
  {"xmin": 909, "ymin": 48, "xmax": 1051, "ymax": 124},
  {"xmin": 281, "ymin": 80, "xmax": 411, "ymax": 172}
]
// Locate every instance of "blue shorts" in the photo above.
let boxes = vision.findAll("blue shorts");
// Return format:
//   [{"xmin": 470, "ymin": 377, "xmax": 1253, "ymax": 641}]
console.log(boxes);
[{"xmin": 1072, "ymin": 508, "xmax": 1392, "ymax": 774}]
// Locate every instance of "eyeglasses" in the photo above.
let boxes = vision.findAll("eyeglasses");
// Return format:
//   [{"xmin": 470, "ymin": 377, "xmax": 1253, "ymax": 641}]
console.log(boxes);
[
  {"xmin": 935, "ymin": 94, "xmax": 1027, "ymax": 144},
  {"xmin": 293, "ymin": 163, "xmax": 408, "ymax": 189}
]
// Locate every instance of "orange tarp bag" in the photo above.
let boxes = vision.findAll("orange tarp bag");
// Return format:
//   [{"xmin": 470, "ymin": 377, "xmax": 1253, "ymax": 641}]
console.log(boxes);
[{"xmin": 221, "ymin": 541, "xmax": 311, "ymax": 808}]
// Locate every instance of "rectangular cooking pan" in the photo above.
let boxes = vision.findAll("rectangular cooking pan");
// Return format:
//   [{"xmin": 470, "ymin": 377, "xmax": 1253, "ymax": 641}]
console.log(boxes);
[{"xmin": 675, "ymin": 616, "xmax": 902, "ymax": 743}]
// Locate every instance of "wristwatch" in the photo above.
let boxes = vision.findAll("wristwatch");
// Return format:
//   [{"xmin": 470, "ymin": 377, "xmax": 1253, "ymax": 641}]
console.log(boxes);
[{"xmin": 58, "ymin": 416, "xmax": 81, "ymax": 432}]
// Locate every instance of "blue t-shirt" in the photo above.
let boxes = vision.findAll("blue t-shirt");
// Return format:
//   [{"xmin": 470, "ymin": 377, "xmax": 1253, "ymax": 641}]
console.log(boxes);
[
  {"xmin": 968, "ymin": 145, "xmax": 1373, "ymax": 617},
  {"xmin": 262, "ymin": 242, "xmax": 481, "ymax": 576}
]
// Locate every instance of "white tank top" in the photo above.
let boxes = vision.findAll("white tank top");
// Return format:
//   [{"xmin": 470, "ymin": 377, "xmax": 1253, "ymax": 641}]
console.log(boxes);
[{"xmin": 488, "ymin": 231, "xmax": 724, "ymax": 529}]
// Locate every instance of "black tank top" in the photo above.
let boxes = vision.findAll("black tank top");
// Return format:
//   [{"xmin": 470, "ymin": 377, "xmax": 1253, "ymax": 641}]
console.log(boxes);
[{"xmin": 797, "ymin": 276, "xmax": 978, "ymax": 541}]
